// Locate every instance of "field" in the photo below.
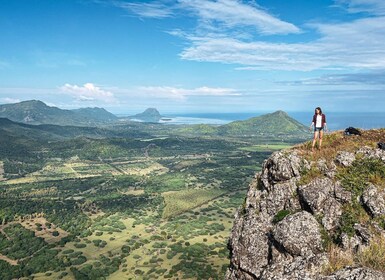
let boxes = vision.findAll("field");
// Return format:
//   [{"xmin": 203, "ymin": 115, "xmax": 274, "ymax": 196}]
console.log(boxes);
[{"xmin": 0, "ymin": 132, "xmax": 296, "ymax": 279}]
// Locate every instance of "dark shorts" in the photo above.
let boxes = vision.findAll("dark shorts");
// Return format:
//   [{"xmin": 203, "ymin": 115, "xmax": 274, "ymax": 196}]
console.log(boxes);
[{"xmin": 314, "ymin": 127, "xmax": 324, "ymax": 132}]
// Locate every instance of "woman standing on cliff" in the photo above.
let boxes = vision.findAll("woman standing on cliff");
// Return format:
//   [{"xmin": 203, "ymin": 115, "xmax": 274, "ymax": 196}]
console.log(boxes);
[{"xmin": 310, "ymin": 107, "xmax": 327, "ymax": 151}]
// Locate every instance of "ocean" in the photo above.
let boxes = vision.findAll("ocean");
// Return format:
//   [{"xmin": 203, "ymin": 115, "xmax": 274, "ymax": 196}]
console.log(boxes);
[{"xmin": 161, "ymin": 112, "xmax": 385, "ymax": 131}]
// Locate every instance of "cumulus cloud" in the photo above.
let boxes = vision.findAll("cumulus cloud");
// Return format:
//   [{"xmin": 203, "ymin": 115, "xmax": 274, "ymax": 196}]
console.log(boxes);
[
  {"xmin": 137, "ymin": 85, "xmax": 240, "ymax": 99},
  {"xmin": 60, "ymin": 83, "xmax": 117, "ymax": 103}
]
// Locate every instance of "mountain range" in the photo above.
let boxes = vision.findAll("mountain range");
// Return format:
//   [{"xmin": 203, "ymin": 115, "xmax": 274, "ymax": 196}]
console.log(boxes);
[
  {"xmin": 0, "ymin": 100, "xmax": 162, "ymax": 126},
  {"xmin": 0, "ymin": 100, "xmax": 309, "ymax": 139}
]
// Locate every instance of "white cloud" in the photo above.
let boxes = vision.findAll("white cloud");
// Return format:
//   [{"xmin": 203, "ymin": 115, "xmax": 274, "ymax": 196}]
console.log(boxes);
[
  {"xmin": 0, "ymin": 97, "xmax": 21, "ymax": 104},
  {"xmin": 113, "ymin": 1, "xmax": 174, "ymax": 18},
  {"xmin": 178, "ymin": 0, "xmax": 300, "ymax": 35},
  {"xmin": 137, "ymin": 85, "xmax": 240, "ymax": 99},
  {"xmin": 60, "ymin": 83, "xmax": 117, "ymax": 103},
  {"xmin": 111, "ymin": 0, "xmax": 299, "ymax": 35},
  {"xmin": 179, "ymin": 16, "xmax": 385, "ymax": 71},
  {"xmin": 282, "ymin": 71, "xmax": 385, "ymax": 86},
  {"xmin": 335, "ymin": 0, "xmax": 385, "ymax": 15}
]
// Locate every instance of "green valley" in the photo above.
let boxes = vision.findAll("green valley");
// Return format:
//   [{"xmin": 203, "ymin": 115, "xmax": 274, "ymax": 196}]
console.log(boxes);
[{"xmin": 0, "ymin": 105, "xmax": 309, "ymax": 280}]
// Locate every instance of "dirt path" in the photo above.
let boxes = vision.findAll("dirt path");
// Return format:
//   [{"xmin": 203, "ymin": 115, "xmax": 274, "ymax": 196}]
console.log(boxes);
[
  {"xmin": 0, "ymin": 225, "xmax": 12, "ymax": 240},
  {"xmin": 0, "ymin": 161, "xmax": 4, "ymax": 180},
  {"xmin": 0, "ymin": 254, "xmax": 17, "ymax": 265}
]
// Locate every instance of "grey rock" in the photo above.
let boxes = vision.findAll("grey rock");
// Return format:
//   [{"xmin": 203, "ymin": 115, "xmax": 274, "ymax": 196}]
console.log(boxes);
[
  {"xmin": 261, "ymin": 150, "xmax": 304, "ymax": 189},
  {"xmin": 259, "ymin": 178, "xmax": 299, "ymax": 216},
  {"xmin": 227, "ymin": 144, "xmax": 383, "ymax": 280},
  {"xmin": 226, "ymin": 210, "xmax": 270, "ymax": 279},
  {"xmin": 298, "ymin": 178, "xmax": 342, "ymax": 230},
  {"xmin": 321, "ymin": 197, "xmax": 343, "ymax": 231},
  {"xmin": 340, "ymin": 232, "xmax": 361, "ymax": 252},
  {"xmin": 354, "ymin": 224, "xmax": 372, "ymax": 245},
  {"xmin": 335, "ymin": 151, "xmax": 356, "ymax": 167},
  {"xmin": 298, "ymin": 178, "xmax": 334, "ymax": 213},
  {"xmin": 260, "ymin": 253, "xmax": 328, "ymax": 280},
  {"xmin": 318, "ymin": 159, "xmax": 337, "ymax": 178},
  {"xmin": 334, "ymin": 182, "xmax": 352, "ymax": 204},
  {"xmin": 357, "ymin": 146, "xmax": 385, "ymax": 162},
  {"xmin": 361, "ymin": 184, "xmax": 385, "ymax": 218},
  {"xmin": 319, "ymin": 267, "xmax": 385, "ymax": 280},
  {"xmin": 272, "ymin": 211, "xmax": 323, "ymax": 257}
]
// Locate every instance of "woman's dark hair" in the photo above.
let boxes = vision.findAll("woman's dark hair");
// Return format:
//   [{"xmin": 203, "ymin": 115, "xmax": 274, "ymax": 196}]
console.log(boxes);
[{"xmin": 315, "ymin": 107, "xmax": 322, "ymax": 115}]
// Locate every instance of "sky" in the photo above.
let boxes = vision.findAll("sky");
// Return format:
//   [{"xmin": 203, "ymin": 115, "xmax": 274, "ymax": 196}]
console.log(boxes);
[{"xmin": 1, "ymin": 0, "xmax": 385, "ymax": 114}]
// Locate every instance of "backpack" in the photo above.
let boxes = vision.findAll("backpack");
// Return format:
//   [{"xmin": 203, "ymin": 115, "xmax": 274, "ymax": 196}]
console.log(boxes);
[
  {"xmin": 344, "ymin": 127, "xmax": 361, "ymax": 136},
  {"xmin": 378, "ymin": 142, "xmax": 385, "ymax": 150}
]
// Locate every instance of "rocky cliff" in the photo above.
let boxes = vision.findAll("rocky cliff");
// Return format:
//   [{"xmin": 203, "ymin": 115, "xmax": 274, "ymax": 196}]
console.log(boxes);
[{"xmin": 226, "ymin": 129, "xmax": 385, "ymax": 280}]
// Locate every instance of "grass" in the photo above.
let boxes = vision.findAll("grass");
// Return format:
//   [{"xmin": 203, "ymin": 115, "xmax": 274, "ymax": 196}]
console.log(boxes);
[
  {"xmin": 296, "ymin": 129, "xmax": 385, "ymax": 162},
  {"xmin": 298, "ymin": 165, "xmax": 321, "ymax": 186},
  {"xmin": 272, "ymin": 210, "xmax": 291, "ymax": 224},
  {"xmin": 162, "ymin": 188, "xmax": 227, "ymax": 219},
  {"xmin": 20, "ymin": 217, "xmax": 69, "ymax": 244},
  {"xmin": 323, "ymin": 234, "xmax": 385, "ymax": 275},
  {"xmin": 357, "ymin": 234, "xmax": 385, "ymax": 272},
  {"xmin": 337, "ymin": 157, "xmax": 385, "ymax": 197},
  {"xmin": 323, "ymin": 244, "xmax": 354, "ymax": 275},
  {"xmin": 239, "ymin": 143, "xmax": 292, "ymax": 152}
]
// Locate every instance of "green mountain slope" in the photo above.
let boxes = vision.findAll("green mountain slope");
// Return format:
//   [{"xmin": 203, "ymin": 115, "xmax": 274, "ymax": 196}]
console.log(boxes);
[
  {"xmin": 0, "ymin": 100, "xmax": 118, "ymax": 126},
  {"xmin": 218, "ymin": 110, "xmax": 308, "ymax": 136},
  {"xmin": 175, "ymin": 111, "xmax": 308, "ymax": 138}
]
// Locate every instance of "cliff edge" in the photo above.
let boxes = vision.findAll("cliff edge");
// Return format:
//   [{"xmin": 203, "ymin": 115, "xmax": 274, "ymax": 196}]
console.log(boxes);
[{"xmin": 226, "ymin": 129, "xmax": 385, "ymax": 280}]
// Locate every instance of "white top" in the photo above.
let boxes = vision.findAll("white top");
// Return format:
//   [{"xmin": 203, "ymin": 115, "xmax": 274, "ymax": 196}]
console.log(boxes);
[{"xmin": 315, "ymin": 115, "xmax": 322, "ymax": 128}]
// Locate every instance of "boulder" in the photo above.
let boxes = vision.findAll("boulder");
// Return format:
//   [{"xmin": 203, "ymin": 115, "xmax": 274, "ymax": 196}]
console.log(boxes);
[
  {"xmin": 357, "ymin": 146, "xmax": 385, "ymax": 162},
  {"xmin": 335, "ymin": 151, "xmax": 355, "ymax": 167},
  {"xmin": 272, "ymin": 211, "xmax": 323, "ymax": 257},
  {"xmin": 361, "ymin": 184, "xmax": 385, "ymax": 218},
  {"xmin": 261, "ymin": 150, "xmax": 304, "ymax": 189},
  {"xmin": 298, "ymin": 178, "xmax": 342, "ymax": 230}
]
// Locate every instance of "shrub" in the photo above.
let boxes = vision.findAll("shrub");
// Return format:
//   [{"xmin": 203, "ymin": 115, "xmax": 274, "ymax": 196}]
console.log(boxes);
[{"xmin": 272, "ymin": 210, "xmax": 291, "ymax": 224}]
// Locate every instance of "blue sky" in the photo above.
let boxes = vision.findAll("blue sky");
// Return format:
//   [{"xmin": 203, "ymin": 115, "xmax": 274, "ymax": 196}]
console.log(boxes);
[{"xmin": 1, "ymin": 0, "xmax": 385, "ymax": 114}]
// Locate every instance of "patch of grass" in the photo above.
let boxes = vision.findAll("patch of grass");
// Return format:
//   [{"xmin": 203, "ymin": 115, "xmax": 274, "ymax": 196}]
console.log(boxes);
[
  {"xmin": 162, "ymin": 188, "xmax": 226, "ymax": 219},
  {"xmin": 323, "ymin": 244, "xmax": 354, "ymax": 275},
  {"xmin": 357, "ymin": 234, "xmax": 385, "ymax": 272},
  {"xmin": 338, "ymin": 202, "xmax": 370, "ymax": 238},
  {"xmin": 239, "ymin": 144, "xmax": 292, "ymax": 152},
  {"xmin": 298, "ymin": 165, "xmax": 321, "ymax": 186},
  {"xmin": 272, "ymin": 210, "xmax": 291, "ymax": 224},
  {"xmin": 319, "ymin": 223, "xmax": 333, "ymax": 250},
  {"xmin": 337, "ymin": 158, "xmax": 385, "ymax": 197},
  {"xmin": 298, "ymin": 129, "xmax": 385, "ymax": 162}
]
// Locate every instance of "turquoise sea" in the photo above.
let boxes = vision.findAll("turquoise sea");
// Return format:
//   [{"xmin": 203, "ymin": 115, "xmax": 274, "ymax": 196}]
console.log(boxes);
[{"xmin": 162, "ymin": 112, "xmax": 385, "ymax": 131}]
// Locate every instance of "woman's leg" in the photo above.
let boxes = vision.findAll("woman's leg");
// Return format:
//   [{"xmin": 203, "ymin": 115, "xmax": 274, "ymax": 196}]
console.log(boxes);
[
  {"xmin": 312, "ymin": 131, "xmax": 319, "ymax": 151},
  {"xmin": 319, "ymin": 130, "xmax": 324, "ymax": 149}
]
